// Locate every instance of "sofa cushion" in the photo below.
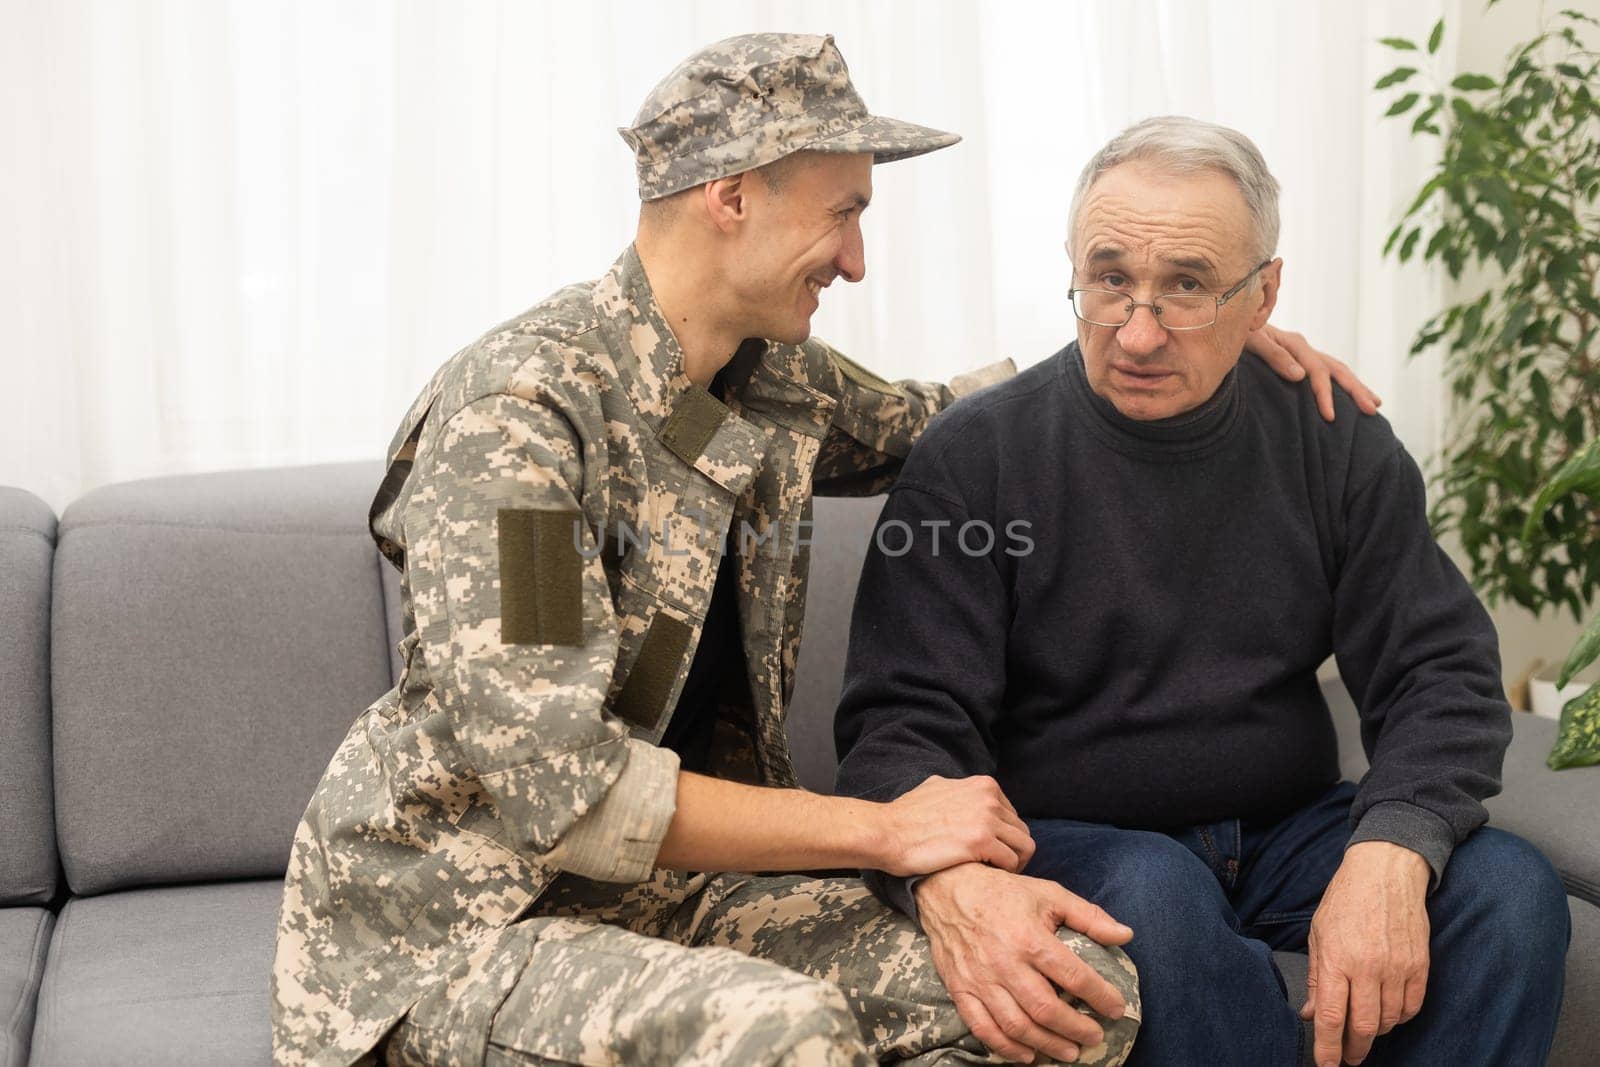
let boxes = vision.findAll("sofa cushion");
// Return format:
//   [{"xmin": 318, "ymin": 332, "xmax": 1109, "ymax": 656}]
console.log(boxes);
[
  {"xmin": 51, "ymin": 463, "xmax": 394, "ymax": 895},
  {"xmin": 0, "ymin": 488, "xmax": 59, "ymax": 905},
  {"xmin": 0, "ymin": 908, "xmax": 52, "ymax": 1067},
  {"xmin": 30, "ymin": 880, "xmax": 280, "ymax": 1067}
]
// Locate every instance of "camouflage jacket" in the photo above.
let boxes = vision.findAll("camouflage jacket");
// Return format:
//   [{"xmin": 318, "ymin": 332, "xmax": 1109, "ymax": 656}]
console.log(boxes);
[{"xmin": 270, "ymin": 244, "xmax": 1012, "ymax": 1065}]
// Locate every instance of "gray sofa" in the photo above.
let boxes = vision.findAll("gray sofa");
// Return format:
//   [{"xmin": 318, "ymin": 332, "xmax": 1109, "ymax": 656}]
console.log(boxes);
[{"xmin": 2, "ymin": 463, "xmax": 1595, "ymax": 1065}]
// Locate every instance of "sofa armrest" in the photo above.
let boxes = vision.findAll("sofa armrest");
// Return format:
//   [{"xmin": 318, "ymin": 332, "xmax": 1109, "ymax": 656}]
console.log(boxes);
[{"xmin": 1484, "ymin": 713, "xmax": 1600, "ymax": 906}]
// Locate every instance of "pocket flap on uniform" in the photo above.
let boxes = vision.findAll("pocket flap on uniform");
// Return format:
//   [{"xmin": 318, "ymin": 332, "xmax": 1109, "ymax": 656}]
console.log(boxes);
[{"xmin": 612, "ymin": 611, "xmax": 692, "ymax": 732}]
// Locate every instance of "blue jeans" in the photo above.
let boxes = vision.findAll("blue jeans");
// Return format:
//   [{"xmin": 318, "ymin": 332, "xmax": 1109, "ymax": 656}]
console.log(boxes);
[{"xmin": 1024, "ymin": 782, "xmax": 1568, "ymax": 1066}]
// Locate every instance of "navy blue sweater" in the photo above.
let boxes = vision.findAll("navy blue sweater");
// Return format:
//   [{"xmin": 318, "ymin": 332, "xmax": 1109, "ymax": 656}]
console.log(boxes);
[{"xmin": 833, "ymin": 344, "xmax": 1511, "ymax": 916}]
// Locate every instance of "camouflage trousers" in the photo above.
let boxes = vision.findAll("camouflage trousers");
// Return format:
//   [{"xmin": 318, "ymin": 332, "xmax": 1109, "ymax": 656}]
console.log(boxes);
[{"xmin": 384, "ymin": 869, "xmax": 1139, "ymax": 1066}]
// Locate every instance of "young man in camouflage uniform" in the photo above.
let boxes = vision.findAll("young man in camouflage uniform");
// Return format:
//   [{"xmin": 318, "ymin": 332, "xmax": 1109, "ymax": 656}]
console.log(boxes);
[{"xmin": 272, "ymin": 33, "xmax": 1375, "ymax": 1067}]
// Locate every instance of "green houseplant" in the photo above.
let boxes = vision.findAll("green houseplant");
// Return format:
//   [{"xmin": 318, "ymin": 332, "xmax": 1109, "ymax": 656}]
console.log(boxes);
[
  {"xmin": 1375, "ymin": 5, "xmax": 1600, "ymax": 767},
  {"xmin": 1525, "ymin": 441, "xmax": 1600, "ymax": 767}
]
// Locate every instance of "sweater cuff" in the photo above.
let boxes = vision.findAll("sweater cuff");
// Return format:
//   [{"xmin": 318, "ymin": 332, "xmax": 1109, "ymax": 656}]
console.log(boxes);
[
  {"xmin": 948, "ymin": 358, "xmax": 1017, "ymax": 399},
  {"xmin": 1348, "ymin": 801, "xmax": 1455, "ymax": 893},
  {"xmin": 862, "ymin": 869, "xmax": 926, "ymax": 925},
  {"xmin": 545, "ymin": 740, "xmax": 680, "ymax": 883}
]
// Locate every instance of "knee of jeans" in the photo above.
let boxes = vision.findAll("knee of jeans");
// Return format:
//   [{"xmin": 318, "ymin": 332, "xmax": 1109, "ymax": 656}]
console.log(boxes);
[
  {"xmin": 1094, "ymin": 834, "xmax": 1226, "ymax": 939},
  {"xmin": 1446, "ymin": 831, "xmax": 1570, "ymax": 957}
]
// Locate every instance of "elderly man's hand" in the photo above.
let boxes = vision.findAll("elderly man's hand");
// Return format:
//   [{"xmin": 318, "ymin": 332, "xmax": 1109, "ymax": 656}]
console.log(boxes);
[
  {"xmin": 1300, "ymin": 841, "xmax": 1431, "ymax": 1066},
  {"xmin": 1245, "ymin": 324, "xmax": 1382, "ymax": 422},
  {"xmin": 916, "ymin": 863, "xmax": 1132, "ymax": 1064}
]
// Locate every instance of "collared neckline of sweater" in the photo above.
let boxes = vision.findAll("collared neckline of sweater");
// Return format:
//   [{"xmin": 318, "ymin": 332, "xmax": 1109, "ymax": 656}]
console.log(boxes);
[{"xmin": 1060, "ymin": 341, "xmax": 1244, "ymax": 463}]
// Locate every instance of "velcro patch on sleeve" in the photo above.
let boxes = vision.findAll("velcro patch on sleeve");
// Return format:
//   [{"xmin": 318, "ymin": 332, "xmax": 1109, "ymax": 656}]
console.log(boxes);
[{"xmin": 497, "ymin": 508, "xmax": 584, "ymax": 646}]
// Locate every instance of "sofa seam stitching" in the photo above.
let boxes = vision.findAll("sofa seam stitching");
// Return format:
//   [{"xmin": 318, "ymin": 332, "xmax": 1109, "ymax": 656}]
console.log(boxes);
[
  {"xmin": 63, "ymin": 988, "xmax": 262, "ymax": 1008},
  {"xmin": 60, "ymin": 519, "xmax": 363, "ymax": 537},
  {"xmin": 39, "ymin": 902, "xmax": 69, "ymax": 1048},
  {"xmin": 1561, "ymin": 872, "xmax": 1599, "ymax": 906},
  {"xmin": 7, "ymin": 910, "xmax": 52, "ymax": 1062}
]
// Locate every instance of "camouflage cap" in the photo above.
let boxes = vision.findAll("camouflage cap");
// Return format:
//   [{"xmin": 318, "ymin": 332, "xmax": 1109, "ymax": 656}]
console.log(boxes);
[{"xmin": 620, "ymin": 33, "xmax": 960, "ymax": 201}]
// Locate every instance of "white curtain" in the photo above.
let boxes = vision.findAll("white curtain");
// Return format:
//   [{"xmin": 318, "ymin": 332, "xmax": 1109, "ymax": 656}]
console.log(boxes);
[{"xmin": 2, "ymin": 0, "xmax": 1451, "ymax": 513}]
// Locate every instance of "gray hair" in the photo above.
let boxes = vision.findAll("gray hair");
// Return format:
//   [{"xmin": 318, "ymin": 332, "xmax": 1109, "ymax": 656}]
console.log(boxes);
[{"xmin": 1067, "ymin": 116, "xmax": 1281, "ymax": 266}]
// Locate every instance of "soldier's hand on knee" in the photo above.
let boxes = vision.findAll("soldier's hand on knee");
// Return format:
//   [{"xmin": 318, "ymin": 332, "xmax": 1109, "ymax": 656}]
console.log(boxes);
[
  {"xmin": 915, "ymin": 863, "xmax": 1133, "ymax": 1064},
  {"xmin": 876, "ymin": 775, "xmax": 1036, "ymax": 877}
]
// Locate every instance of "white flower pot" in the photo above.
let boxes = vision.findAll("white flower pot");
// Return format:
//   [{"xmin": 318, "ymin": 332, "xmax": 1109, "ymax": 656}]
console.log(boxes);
[{"xmin": 1529, "ymin": 660, "xmax": 1600, "ymax": 720}]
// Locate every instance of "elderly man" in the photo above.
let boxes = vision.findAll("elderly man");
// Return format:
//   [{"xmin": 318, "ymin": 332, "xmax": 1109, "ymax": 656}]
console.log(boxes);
[
  {"xmin": 835, "ymin": 116, "xmax": 1569, "ymax": 1067},
  {"xmin": 273, "ymin": 34, "xmax": 1369, "ymax": 1065}
]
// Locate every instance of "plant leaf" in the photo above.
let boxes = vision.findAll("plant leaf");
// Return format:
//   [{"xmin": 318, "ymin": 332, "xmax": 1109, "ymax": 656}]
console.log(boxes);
[
  {"xmin": 1399, "ymin": 227, "xmax": 1422, "ymax": 262},
  {"xmin": 1547, "ymin": 681, "xmax": 1600, "ymax": 770},
  {"xmin": 1523, "ymin": 438, "xmax": 1600, "ymax": 541},
  {"xmin": 1428, "ymin": 19, "xmax": 1444, "ymax": 54},
  {"xmin": 1452, "ymin": 73, "xmax": 1498, "ymax": 90},
  {"xmin": 1382, "ymin": 220, "xmax": 1406, "ymax": 256},
  {"xmin": 1423, "ymin": 227, "xmax": 1450, "ymax": 261},
  {"xmin": 1557, "ymin": 611, "xmax": 1600, "ymax": 689},
  {"xmin": 1386, "ymin": 92, "xmax": 1422, "ymax": 117},
  {"xmin": 1380, "ymin": 36, "xmax": 1419, "ymax": 51},
  {"xmin": 1375, "ymin": 67, "xmax": 1419, "ymax": 89},
  {"xmin": 1406, "ymin": 176, "xmax": 1445, "ymax": 218},
  {"xmin": 1529, "ymin": 369, "xmax": 1550, "ymax": 408}
]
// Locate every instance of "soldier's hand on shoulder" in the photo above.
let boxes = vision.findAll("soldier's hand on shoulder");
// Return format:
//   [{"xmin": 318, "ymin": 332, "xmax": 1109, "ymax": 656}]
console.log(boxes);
[{"xmin": 1244, "ymin": 324, "xmax": 1382, "ymax": 422}]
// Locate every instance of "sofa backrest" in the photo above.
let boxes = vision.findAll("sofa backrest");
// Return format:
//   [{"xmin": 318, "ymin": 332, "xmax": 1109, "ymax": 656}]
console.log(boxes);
[
  {"xmin": 39, "ymin": 460, "xmax": 883, "ymax": 896},
  {"xmin": 0, "ymin": 488, "xmax": 60, "ymax": 905},
  {"xmin": 50, "ymin": 464, "xmax": 399, "ymax": 896},
  {"xmin": 785, "ymin": 496, "xmax": 886, "ymax": 793}
]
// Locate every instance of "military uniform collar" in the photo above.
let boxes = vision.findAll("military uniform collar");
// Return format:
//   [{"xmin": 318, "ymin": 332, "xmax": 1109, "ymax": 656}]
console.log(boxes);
[{"xmin": 594, "ymin": 245, "xmax": 772, "ymax": 496}]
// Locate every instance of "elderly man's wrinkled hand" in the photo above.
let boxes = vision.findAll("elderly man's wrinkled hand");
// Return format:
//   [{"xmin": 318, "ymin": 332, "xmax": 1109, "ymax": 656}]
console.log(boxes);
[
  {"xmin": 916, "ymin": 863, "xmax": 1132, "ymax": 1064},
  {"xmin": 1245, "ymin": 324, "xmax": 1381, "ymax": 422},
  {"xmin": 1301, "ymin": 841, "xmax": 1431, "ymax": 1066}
]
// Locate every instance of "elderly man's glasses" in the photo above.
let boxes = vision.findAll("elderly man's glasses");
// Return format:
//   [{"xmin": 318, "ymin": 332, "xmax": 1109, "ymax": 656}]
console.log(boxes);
[{"xmin": 1068, "ymin": 260, "xmax": 1273, "ymax": 331}]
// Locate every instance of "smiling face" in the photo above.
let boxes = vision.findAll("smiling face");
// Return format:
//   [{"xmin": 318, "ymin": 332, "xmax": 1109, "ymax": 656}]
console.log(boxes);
[
  {"xmin": 723, "ymin": 151, "xmax": 873, "ymax": 345},
  {"xmin": 1072, "ymin": 161, "xmax": 1280, "ymax": 420}
]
